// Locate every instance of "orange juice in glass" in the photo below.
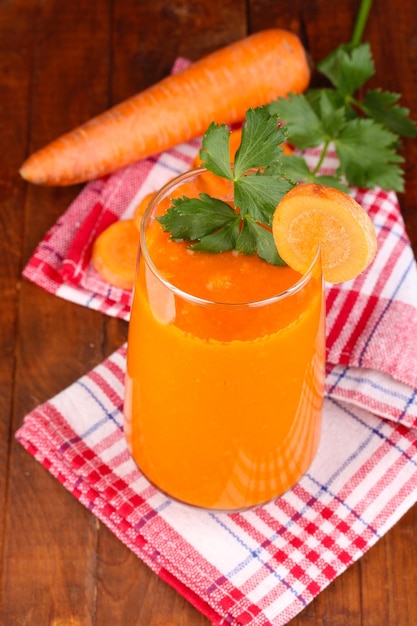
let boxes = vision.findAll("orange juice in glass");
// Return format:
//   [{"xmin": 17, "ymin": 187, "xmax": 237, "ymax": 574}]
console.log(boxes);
[{"xmin": 124, "ymin": 168, "xmax": 325, "ymax": 510}]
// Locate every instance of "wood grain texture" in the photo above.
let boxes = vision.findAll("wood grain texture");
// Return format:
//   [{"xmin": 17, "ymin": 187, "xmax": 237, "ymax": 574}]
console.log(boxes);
[{"xmin": 1, "ymin": 0, "xmax": 416, "ymax": 624}]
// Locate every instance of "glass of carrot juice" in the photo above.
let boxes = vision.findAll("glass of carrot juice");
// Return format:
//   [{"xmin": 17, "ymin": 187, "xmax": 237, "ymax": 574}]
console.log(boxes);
[{"xmin": 124, "ymin": 168, "xmax": 325, "ymax": 511}]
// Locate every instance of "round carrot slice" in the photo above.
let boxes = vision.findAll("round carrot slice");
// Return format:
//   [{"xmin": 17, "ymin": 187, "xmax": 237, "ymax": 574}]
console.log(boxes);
[
  {"xmin": 272, "ymin": 183, "xmax": 377, "ymax": 283},
  {"xmin": 91, "ymin": 219, "xmax": 140, "ymax": 290}
]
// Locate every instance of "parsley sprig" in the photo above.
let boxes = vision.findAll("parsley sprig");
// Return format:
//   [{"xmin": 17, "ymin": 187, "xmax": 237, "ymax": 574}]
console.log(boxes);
[
  {"xmin": 157, "ymin": 106, "xmax": 293, "ymax": 265},
  {"xmin": 158, "ymin": 0, "xmax": 416, "ymax": 264},
  {"xmin": 269, "ymin": 0, "xmax": 417, "ymax": 193}
]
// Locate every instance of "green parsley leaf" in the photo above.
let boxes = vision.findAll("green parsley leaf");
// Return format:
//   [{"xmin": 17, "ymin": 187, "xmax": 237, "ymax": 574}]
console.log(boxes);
[
  {"xmin": 235, "ymin": 219, "xmax": 257, "ymax": 255},
  {"xmin": 199, "ymin": 123, "xmax": 233, "ymax": 180},
  {"xmin": 278, "ymin": 154, "xmax": 350, "ymax": 192},
  {"xmin": 234, "ymin": 171, "xmax": 293, "ymax": 224},
  {"xmin": 269, "ymin": 95, "xmax": 325, "ymax": 149},
  {"xmin": 233, "ymin": 106, "xmax": 286, "ymax": 178},
  {"xmin": 234, "ymin": 217, "xmax": 286, "ymax": 265},
  {"xmin": 156, "ymin": 106, "xmax": 294, "ymax": 265},
  {"xmin": 191, "ymin": 217, "xmax": 241, "ymax": 253},
  {"xmin": 157, "ymin": 195, "xmax": 237, "ymax": 240},
  {"xmin": 362, "ymin": 89, "xmax": 417, "ymax": 138},
  {"xmin": 250, "ymin": 222, "xmax": 286, "ymax": 265},
  {"xmin": 317, "ymin": 42, "xmax": 375, "ymax": 96},
  {"xmin": 335, "ymin": 118, "xmax": 404, "ymax": 190},
  {"xmin": 279, "ymin": 154, "xmax": 312, "ymax": 180},
  {"xmin": 315, "ymin": 90, "xmax": 347, "ymax": 137},
  {"xmin": 268, "ymin": 37, "xmax": 416, "ymax": 193}
]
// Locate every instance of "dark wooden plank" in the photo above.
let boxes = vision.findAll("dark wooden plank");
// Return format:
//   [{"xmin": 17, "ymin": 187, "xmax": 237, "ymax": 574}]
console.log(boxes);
[
  {"xmin": 1, "ymin": 1, "xmax": 117, "ymax": 624},
  {"xmin": 110, "ymin": 0, "xmax": 248, "ymax": 100},
  {"xmin": 0, "ymin": 0, "xmax": 48, "ymax": 620},
  {"xmin": 0, "ymin": 0, "xmax": 38, "ymax": 612},
  {"xmin": 2, "ymin": 0, "xmax": 417, "ymax": 624}
]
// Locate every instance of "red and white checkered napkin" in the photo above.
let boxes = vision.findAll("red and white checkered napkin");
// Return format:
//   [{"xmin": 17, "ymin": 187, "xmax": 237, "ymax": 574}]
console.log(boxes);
[
  {"xmin": 15, "ymin": 354, "xmax": 417, "ymax": 626},
  {"xmin": 18, "ymin": 134, "xmax": 417, "ymax": 623},
  {"xmin": 22, "ymin": 133, "xmax": 201, "ymax": 319}
]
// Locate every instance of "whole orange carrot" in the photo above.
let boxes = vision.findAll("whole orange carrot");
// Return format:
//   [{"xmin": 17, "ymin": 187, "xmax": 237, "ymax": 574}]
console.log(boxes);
[{"xmin": 19, "ymin": 29, "xmax": 310, "ymax": 186}]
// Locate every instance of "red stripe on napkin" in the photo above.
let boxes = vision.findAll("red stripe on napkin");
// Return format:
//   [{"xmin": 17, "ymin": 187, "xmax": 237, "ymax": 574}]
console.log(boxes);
[{"xmin": 61, "ymin": 202, "xmax": 117, "ymax": 284}]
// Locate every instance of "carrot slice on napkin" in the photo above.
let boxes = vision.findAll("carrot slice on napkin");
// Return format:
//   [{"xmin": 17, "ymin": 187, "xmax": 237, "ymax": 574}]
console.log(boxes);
[{"xmin": 91, "ymin": 219, "xmax": 140, "ymax": 290}]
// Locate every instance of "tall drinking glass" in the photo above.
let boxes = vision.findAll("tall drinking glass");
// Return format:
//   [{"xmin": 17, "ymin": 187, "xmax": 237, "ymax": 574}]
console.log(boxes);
[{"xmin": 124, "ymin": 169, "xmax": 325, "ymax": 511}]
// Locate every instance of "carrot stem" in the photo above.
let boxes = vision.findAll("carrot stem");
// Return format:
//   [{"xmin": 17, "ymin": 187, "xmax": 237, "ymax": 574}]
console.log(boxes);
[{"xmin": 350, "ymin": 0, "xmax": 374, "ymax": 46}]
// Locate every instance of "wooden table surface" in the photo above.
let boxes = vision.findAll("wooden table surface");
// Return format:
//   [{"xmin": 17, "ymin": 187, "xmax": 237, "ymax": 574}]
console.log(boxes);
[{"xmin": 2, "ymin": 0, "xmax": 417, "ymax": 624}]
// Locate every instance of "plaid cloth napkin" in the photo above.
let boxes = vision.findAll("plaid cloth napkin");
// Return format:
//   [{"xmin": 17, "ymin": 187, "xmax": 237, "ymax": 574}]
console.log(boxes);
[{"xmin": 17, "ymin": 71, "xmax": 417, "ymax": 623}]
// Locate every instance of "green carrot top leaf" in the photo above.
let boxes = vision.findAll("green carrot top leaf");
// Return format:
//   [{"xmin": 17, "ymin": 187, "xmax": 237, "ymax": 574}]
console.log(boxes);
[
  {"xmin": 157, "ymin": 0, "xmax": 416, "ymax": 263},
  {"xmin": 157, "ymin": 106, "xmax": 292, "ymax": 265},
  {"xmin": 269, "ymin": 40, "xmax": 417, "ymax": 193},
  {"xmin": 317, "ymin": 42, "xmax": 375, "ymax": 95}
]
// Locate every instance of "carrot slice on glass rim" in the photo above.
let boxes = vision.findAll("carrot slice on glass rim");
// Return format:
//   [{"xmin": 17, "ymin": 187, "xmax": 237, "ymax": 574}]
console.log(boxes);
[{"xmin": 272, "ymin": 183, "xmax": 378, "ymax": 283}]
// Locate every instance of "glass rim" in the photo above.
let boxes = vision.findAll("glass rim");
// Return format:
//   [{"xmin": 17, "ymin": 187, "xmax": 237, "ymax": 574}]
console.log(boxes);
[{"xmin": 139, "ymin": 168, "xmax": 322, "ymax": 309}]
